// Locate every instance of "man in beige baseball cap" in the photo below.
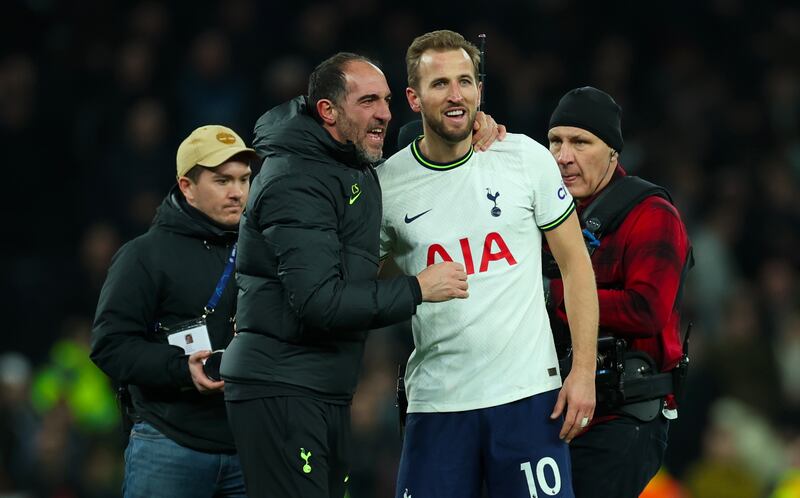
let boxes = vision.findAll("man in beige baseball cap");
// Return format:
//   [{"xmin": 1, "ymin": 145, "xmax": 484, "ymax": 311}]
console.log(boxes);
[
  {"xmin": 92, "ymin": 124, "xmax": 258, "ymax": 497},
  {"xmin": 176, "ymin": 125, "xmax": 258, "ymax": 179},
  {"xmin": 176, "ymin": 125, "xmax": 259, "ymax": 227}
]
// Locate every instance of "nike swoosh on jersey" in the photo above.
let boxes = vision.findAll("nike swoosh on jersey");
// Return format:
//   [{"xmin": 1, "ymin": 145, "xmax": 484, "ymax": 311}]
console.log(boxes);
[{"xmin": 404, "ymin": 209, "xmax": 432, "ymax": 223}]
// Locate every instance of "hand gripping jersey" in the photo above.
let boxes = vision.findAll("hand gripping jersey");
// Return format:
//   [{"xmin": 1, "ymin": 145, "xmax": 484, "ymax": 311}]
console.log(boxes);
[{"xmin": 379, "ymin": 134, "xmax": 575, "ymax": 413}]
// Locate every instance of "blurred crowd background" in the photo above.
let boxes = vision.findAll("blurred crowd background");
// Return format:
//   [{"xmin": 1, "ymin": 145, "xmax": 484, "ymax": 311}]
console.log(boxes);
[{"xmin": 1, "ymin": 0, "xmax": 799, "ymax": 497}]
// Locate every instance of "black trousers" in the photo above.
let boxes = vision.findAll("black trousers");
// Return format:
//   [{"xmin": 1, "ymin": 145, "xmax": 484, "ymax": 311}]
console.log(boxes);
[
  {"xmin": 570, "ymin": 415, "xmax": 669, "ymax": 498},
  {"xmin": 226, "ymin": 396, "xmax": 351, "ymax": 498}
]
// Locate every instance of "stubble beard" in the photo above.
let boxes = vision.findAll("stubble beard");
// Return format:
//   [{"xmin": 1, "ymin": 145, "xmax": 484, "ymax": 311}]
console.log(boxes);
[
  {"xmin": 425, "ymin": 107, "xmax": 477, "ymax": 144},
  {"xmin": 354, "ymin": 143, "xmax": 382, "ymax": 164},
  {"xmin": 338, "ymin": 112, "xmax": 383, "ymax": 164}
]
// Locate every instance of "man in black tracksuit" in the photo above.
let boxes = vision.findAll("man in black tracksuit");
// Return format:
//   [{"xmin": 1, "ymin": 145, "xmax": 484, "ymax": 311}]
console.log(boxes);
[
  {"xmin": 221, "ymin": 53, "xmax": 470, "ymax": 498},
  {"xmin": 91, "ymin": 125, "xmax": 258, "ymax": 498}
]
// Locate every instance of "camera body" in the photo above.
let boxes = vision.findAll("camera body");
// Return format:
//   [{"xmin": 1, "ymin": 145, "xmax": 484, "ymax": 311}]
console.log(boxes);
[
  {"xmin": 559, "ymin": 336, "xmax": 627, "ymax": 410},
  {"xmin": 202, "ymin": 350, "xmax": 225, "ymax": 381}
]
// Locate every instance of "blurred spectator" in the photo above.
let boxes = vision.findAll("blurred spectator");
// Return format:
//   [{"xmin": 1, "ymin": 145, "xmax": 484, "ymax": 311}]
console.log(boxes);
[
  {"xmin": 590, "ymin": 35, "xmax": 633, "ymax": 105},
  {"xmin": 218, "ymin": 0, "xmax": 261, "ymax": 68},
  {"xmin": 78, "ymin": 438, "xmax": 124, "ymax": 498},
  {"xmin": 32, "ymin": 402, "xmax": 83, "ymax": 497},
  {"xmin": 0, "ymin": 52, "xmax": 76, "ymax": 252},
  {"xmin": 31, "ymin": 317, "xmax": 119, "ymax": 434},
  {"xmin": 259, "ymin": 55, "xmax": 310, "ymax": 110},
  {"xmin": 349, "ymin": 330, "xmax": 407, "ymax": 498},
  {"xmin": 771, "ymin": 432, "xmax": 800, "ymax": 498},
  {"xmin": 175, "ymin": 30, "xmax": 250, "ymax": 134},
  {"xmin": 0, "ymin": 353, "xmax": 36, "ymax": 493},
  {"xmin": 293, "ymin": 3, "xmax": 342, "ymax": 58},
  {"xmin": 116, "ymin": 40, "xmax": 157, "ymax": 97},
  {"xmin": 0, "ymin": 53, "xmax": 37, "ymax": 132},
  {"xmin": 757, "ymin": 257, "xmax": 798, "ymax": 337},
  {"xmin": 99, "ymin": 98, "xmax": 173, "ymax": 237},
  {"xmin": 703, "ymin": 284, "xmax": 783, "ymax": 422},
  {"xmin": 78, "ymin": 224, "xmax": 122, "ymax": 301},
  {"xmin": 689, "ymin": 205, "xmax": 739, "ymax": 334},
  {"xmin": 775, "ymin": 313, "xmax": 800, "ymax": 423},
  {"xmin": 686, "ymin": 398, "xmax": 790, "ymax": 498},
  {"xmin": 684, "ymin": 401, "xmax": 762, "ymax": 498},
  {"xmin": 128, "ymin": 2, "xmax": 170, "ymax": 45}
]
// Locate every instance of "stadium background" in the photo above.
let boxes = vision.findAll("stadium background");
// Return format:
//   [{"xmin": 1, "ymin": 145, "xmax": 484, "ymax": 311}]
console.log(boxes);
[{"xmin": 1, "ymin": 0, "xmax": 799, "ymax": 496}]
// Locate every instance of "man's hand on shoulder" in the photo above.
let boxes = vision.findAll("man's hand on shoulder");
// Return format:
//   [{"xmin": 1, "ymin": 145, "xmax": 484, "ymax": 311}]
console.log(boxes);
[
  {"xmin": 417, "ymin": 262, "xmax": 469, "ymax": 302},
  {"xmin": 472, "ymin": 111, "xmax": 507, "ymax": 152},
  {"xmin": 188, "ymin": 350, "xmax": 225, "ymax": 394}
]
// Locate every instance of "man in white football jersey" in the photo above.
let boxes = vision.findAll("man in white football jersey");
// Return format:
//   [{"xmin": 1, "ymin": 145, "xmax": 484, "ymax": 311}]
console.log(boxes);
[{"xmin": 379, "ymin": 30, "xmax": 599, "ymax": 498}]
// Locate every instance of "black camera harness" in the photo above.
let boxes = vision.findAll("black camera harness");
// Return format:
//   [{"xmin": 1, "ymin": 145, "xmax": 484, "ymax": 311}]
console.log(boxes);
[{"xmin": 548, "ymin": 176, "xmax": 694, "ymax": 421}]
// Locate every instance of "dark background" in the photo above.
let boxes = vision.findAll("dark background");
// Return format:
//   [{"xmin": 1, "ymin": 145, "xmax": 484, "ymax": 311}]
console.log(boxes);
[{"xmin": 1, "ymin": 1, "xmax": 798, "ymax": 496}]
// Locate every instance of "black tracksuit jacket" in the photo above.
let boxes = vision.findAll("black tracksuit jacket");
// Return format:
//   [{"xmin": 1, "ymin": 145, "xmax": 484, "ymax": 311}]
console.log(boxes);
[
  {"xmin": 91, "ymin": 188, "xmax": 238, "ymax": 452},
  {"xmin": 221, "ymin": 96, "xmax": 420, "ymax": 401}
]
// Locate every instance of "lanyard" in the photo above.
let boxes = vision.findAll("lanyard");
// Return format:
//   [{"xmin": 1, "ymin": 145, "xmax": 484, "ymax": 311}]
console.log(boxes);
[{"xmin": 203, "ymin": 243, "xmax": 237, "ymax": 317}]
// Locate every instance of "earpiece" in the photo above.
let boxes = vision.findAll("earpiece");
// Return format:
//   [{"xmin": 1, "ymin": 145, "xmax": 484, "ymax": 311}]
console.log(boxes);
[{"xmin": 588, "ymin": 148, "xmax": 616, "ymax": 198}]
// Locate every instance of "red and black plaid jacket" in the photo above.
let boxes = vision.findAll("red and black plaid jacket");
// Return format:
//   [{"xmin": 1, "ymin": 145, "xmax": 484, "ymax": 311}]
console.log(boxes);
[{"xmin": 549, "ymin": 165, "xmax": 691, "ymax": 374}]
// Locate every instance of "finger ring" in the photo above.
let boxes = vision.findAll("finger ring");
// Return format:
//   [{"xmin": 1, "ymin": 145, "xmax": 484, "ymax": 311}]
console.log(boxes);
[{"xmin": 580, "ymin": 416, "xmax": 590, "ymax": 428}]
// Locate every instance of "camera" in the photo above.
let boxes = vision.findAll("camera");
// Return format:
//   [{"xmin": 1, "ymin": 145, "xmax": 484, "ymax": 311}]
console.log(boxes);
[
  {"xmin": 559, "ymin": 336, "xmax": 627, "ymax": 410},
  {"xmin": 203, "ymin": 350, "xmax": 225, "ymax": 381}
]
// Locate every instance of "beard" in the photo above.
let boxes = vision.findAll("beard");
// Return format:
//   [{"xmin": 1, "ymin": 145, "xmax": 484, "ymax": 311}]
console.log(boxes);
[
  {"xmin": 354, "ymin": 142, "xmax": 381, "ymax": 164},
  {"xmin": 423, "ymin": 106, "xmax": 477, "ymax": 144},
  {"xmin": 337, "ymin": 111, "xmax": 384, "ymax": 164}
]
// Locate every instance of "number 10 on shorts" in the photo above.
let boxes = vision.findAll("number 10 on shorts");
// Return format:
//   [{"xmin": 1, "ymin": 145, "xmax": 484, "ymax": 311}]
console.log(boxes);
[{"xmin": 520, "ymin": 458, "xmax": 562, "ymax": 497}]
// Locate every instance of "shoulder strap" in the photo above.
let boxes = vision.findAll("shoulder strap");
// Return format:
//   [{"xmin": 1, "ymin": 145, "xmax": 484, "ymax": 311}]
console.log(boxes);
[
  {"xmin": 542, "ymin": 176, "xmax": 676, "ymax": 280},
  {"xmin": 581, "ymin": 176, "xmax": 672, "ymax": 241}
]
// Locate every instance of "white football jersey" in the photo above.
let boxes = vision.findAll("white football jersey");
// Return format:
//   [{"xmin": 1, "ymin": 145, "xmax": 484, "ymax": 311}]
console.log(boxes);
[{"xmin": 379, "ymin": 133, "xmax": 575, "ymax": 413}]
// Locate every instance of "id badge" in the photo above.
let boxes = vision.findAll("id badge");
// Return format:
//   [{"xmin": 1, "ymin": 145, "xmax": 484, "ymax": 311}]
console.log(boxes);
[{"xmin": 166, "ymin": 317, "xmax": 213, "ymax": 355}]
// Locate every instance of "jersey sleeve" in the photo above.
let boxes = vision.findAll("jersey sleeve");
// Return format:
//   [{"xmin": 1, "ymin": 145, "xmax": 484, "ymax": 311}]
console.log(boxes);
[{"xmin": 526, "ymin": 138, "xmax": 575, "ymax": 231}]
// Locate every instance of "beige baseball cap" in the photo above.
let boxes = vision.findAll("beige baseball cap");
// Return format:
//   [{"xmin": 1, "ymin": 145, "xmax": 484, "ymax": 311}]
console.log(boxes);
[{"xmin": 176, "ymin": 125, "xmax": 259, "ymax": 178}]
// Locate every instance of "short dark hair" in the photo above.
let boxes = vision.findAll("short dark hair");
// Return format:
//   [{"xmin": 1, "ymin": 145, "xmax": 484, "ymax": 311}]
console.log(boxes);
[
  {"xmin": 184, "ymin": 165, "xmax": 208, "ymax": 183},
  {"xmin": 183, "ymin": 152, "xmax": 254, "ymax": 183},
  {"xmin": 406, "ymin": 30, "xmax": 480, "ymax": 90},
  {"xmin": 307, "ymin": 52, "xmax": 376, "ymax": 109}
]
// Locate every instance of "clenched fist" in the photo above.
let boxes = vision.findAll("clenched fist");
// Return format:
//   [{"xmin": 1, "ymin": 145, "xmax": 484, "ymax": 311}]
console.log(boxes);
[{"xmin": 417, "ymin": 262, "xmax": 469, "ymax": 302}]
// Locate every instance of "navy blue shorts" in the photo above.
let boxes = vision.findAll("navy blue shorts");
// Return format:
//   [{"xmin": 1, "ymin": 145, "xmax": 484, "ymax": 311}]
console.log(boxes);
[{"xmin": 395, "ymin": 389, "xmax": 574, "ymax": 498}]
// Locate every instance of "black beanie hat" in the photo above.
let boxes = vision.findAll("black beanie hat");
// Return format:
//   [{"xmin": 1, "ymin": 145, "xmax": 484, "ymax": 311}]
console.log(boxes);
[{"xmin": 549, "ymin": 86, "xmax": 624, "ymax": 153}]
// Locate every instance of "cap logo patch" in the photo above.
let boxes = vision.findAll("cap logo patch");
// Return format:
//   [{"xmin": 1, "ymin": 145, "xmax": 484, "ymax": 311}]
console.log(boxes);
[{"xmin": 216, "ymin": 132, "xmax": 236, "ymax": 144}]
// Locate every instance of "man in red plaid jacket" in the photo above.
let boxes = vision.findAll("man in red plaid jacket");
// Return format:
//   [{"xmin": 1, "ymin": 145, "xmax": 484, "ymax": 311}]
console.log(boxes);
[{"xmin": 545, "ymin": 86, "xmax": 692, "ymax": 498}]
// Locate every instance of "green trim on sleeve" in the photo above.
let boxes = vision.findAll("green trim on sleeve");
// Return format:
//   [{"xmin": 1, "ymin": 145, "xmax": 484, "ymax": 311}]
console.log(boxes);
[{"xmin": 539, "ymin": 202, "xmax": 576, "ymax": 231}]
